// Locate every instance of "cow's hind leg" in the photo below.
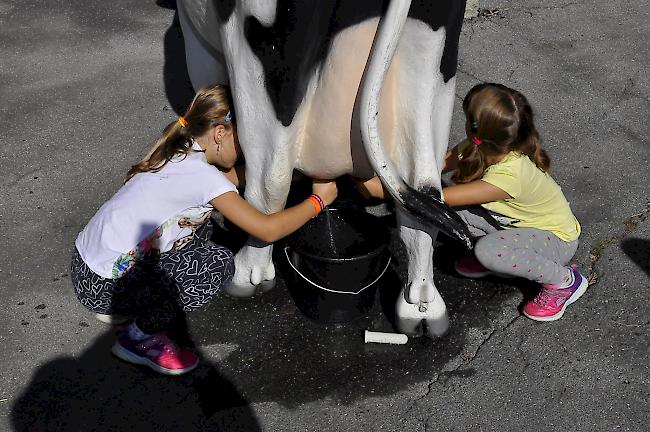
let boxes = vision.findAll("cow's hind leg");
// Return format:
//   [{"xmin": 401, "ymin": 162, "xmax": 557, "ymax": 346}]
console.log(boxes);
[
  {"xmin": 395, "ymin": 212, "xmax": 449, "ymax": 337},
  {"xmin": 390, "ymin": 20, "xmax": 458, "ymax": 337}
]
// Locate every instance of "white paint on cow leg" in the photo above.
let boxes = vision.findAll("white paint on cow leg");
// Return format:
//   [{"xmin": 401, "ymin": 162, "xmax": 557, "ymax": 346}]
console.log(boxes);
[
  {"xmin": 228, "ymin": 137, "xmax": 295, "ymax": 296},
  {"xmin": 391, "ymin": 21, "xmax": 450, "ymax": 187},
  {"xmin": 388, "ymin": 22, "xmax": 457, "ymax": 338},
  {"xmin": 218, "ymin": 5, "xmax": 297, "ymax": 297},
  {"xmin": 395, "ymin": 209, "xmax": 449, "ymax": 337}
]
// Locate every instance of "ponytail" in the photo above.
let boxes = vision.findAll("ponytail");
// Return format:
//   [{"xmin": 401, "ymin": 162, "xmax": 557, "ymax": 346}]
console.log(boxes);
[
  {"xmin": 513, "ymin": 100, "xmax": 550, "ymax": 173},
  {"xmin": 125, "ymin": 84, "xmax": 234, "ymax": 183},
  {"xmin": 125, "ymin": 120, "xmax": 193, "ymax": 182},
  {"xmin": 452, "ymin": 143, "xmax": 487, "ymax": 184}
]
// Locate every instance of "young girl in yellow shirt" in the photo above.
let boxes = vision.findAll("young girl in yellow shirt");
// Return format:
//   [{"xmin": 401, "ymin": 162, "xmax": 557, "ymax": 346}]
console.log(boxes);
[{"xmin": 359, "ymin": 83, "xmax": 587, "ymax": 322}]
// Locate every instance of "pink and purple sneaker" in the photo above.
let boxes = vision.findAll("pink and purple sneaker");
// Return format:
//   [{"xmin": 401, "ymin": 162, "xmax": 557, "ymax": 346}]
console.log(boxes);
[
  {"xmin": 522, "ymin": 266, "xmax": 588, "ymax": 322},
  {"xmin": 112, "ymin": 330, "xmax": 199, "ymax": 375}
]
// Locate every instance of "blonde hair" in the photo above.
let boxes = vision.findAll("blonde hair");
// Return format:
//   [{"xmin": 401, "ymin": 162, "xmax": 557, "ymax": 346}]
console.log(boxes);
[
  {"xmin": 126, "ymin": 84, "xmax": 234, "ymax": 182},
  {"xmin": 453, "ymin": 83, "xmax": 550, "ymax": 184}
]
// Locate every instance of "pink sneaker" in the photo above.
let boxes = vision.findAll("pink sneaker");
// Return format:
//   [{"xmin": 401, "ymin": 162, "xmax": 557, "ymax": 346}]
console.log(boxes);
[
  {"xmin": 112, "ymin": 330, "xmax": 199, "ymax": 375},
  {"xmin": 522, "ymin": 266, "xmax": 588, "ymax": 321}
]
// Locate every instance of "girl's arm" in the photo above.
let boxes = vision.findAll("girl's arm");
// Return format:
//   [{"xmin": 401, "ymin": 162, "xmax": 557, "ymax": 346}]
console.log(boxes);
[
  {"xmin": 210, "ymin": 180, "xmax": 337, "ymax": 243},
  {"xmin": 442, "ymin": 180, "xmax": 510, "ymax": 207},
  {"xmin": 355, "ymin": 176, "xmax": 388, "ymax": 200}
]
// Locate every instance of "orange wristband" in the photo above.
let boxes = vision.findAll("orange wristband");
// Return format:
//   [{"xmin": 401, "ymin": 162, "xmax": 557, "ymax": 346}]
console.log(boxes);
[{"xmin": 307, "ymin": 196, "xmax": 322, "ymax": 216}]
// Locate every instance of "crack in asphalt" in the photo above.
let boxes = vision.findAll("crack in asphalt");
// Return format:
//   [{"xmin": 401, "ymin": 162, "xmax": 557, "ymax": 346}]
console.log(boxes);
[
  {"xmin": 405, "ymin": 202, "xmax": 649, "ymax": 422},
  {"xmin": 583, "ymin": 201, "xmax": 650, "ymax": 286},
  {"xmin": 405, "ymin": 313, "xmax": 520, "ymax": 418}
]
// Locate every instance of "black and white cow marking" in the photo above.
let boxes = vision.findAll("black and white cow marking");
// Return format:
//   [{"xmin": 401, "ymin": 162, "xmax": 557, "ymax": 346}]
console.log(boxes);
[{"xmin": 178, "ymin": 0, "xmax": 471, "ymax": 337}]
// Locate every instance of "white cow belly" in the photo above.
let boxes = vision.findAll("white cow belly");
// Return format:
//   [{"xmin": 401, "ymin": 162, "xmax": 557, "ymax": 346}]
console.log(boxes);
[{"xmin": 295, "ymin": 19, "xmax": 398, "ymax": 179}]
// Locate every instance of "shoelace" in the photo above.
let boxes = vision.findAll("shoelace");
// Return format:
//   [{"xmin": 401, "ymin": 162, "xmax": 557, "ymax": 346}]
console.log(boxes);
[
  {"xmin": 535, "ymin": 266, "xmax": 579, "ymax": 306},
  {"xmin": 534, "ymin": 286, "xmax": 556, "ymax": 306}
]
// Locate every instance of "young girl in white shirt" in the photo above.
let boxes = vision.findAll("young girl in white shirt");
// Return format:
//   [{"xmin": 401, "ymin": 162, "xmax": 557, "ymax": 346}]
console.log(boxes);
[{"xmin": 71, "ymin": 85, "xmax": 337, "ymax": 375}]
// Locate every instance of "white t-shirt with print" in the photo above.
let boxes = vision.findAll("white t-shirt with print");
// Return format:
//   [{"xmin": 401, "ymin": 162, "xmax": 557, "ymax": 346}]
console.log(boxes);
[{"xmin": 75, "ymin": 143, "xmax": 237, "ymax": 279}]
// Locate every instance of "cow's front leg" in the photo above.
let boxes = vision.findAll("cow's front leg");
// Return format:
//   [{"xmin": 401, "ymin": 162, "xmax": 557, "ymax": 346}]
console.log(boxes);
[
  {"xmin": 395, "ymin": 205, "xmax": 449, "ymax": 338},
  {"xmin": 225, "ymin": 150, "xmax": 293, "ymax": 298}
]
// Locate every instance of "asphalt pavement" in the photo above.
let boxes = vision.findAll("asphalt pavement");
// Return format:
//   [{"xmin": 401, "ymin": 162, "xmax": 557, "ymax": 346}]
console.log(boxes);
[{"xmin": 0, "ymin": 0, "xmax": 648, "ymax": 431}]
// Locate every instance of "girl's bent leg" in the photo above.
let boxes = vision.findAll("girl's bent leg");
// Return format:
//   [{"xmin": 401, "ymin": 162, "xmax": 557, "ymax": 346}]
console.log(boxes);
[
  {"xmin": 159, "ymin": 241, "xmax": 234, "ymax": 311},
  {"xmin": 474, "ymin": 228, "xmax": 578, "ymax": 285},
  {"xmin": 134, "ymin": 240, "xmax": 235, "ymax": 334},
  {"xmin": 71, "ymin": 247, "xmax": 119, "ymax": 315}
]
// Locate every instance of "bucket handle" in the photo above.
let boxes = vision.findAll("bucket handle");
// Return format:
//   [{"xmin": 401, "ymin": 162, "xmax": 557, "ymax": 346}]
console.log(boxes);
[{"xmin": 284, "ymin": 247, "xmax": 392, "ymax": 295}]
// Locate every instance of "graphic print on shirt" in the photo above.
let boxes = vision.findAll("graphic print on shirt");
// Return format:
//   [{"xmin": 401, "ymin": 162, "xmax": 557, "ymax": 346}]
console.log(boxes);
[
  {"xmin": 111, "ymin": 209, "xmax": 212, "ymax": 279},
  {"xmin": 171, "ymin": 212, "xmax": 213, "ymax": 250}
]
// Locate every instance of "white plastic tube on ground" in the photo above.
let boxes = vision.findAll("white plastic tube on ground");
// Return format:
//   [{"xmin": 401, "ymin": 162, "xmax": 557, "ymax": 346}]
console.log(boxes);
[{"xmin": 364, "ymin": 330, "xmax": 408, "ymax": 345}]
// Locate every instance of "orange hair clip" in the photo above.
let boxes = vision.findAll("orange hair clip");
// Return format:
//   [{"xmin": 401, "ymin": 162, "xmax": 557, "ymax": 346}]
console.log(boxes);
[{"xmin": 178, "ymin": 116, "xmax": 188, "ymax": 128}]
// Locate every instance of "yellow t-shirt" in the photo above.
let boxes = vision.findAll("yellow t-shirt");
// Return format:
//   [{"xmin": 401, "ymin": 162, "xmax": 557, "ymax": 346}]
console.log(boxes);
[{"xmin": 477, "ymin": 151, "xmax": 580, "ymax": 242}]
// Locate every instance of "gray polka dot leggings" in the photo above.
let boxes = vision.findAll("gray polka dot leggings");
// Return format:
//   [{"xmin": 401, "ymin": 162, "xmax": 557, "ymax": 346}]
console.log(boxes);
[
  {"xmin": 458, "ymin": 209, "xmax": 578, "ymax": 285},
  {"xmin": 70, "ymin": 220, "xmax": 234, "ymax": 334}
]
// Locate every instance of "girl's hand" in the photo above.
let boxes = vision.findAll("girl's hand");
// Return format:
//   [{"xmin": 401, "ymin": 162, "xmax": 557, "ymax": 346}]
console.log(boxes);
[
  {"xmin": 312, "ymin": 179, "xmax": 338, "ymax": 206},
  {"xmin": 354, "ymin": 176, "xmax": 387, "ymax": 200}
]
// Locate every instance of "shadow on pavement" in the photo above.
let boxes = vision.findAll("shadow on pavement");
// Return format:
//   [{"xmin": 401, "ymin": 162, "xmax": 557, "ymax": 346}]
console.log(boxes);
[
  {"xmin": 10, "ymin": 330, "xmax": 261, "ymax": 431},
  {"xmin": 621, "ymin": 237, "xmax": 650, "ymax": 278},
  {"xmin": 12, "ymin": 211, "xmax": 260, "ymax": 430}
]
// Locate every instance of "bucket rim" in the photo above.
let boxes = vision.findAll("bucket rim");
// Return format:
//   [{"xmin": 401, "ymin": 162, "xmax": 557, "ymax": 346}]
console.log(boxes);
[
  {"xmin": 286, "ymin": 242, "xmax": 389, "ymax": 263},
  {"xmin": 286, "ymin": 208, "xmax": 391, "ymax": 263}
]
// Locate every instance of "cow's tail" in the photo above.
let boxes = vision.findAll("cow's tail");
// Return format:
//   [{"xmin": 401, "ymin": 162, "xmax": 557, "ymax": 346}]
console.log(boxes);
[{"xmin": 359, "ymin": 0, "xmax": 473, "ymax": 250}]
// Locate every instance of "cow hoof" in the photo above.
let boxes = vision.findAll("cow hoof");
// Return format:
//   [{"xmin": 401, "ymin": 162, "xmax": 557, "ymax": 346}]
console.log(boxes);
[
  {"xmin": 395, "ymin": 292, "xmax": 424, "ymax": 336},
  {"xmin": 256, "ymin": 278, "xmax": 276, "ymax": 294},
  {"xmin": 228, "ymin": 247, "xmax": 276, "ymax": 297},
  {"xmin": 225, "ymin": 282, "xmax": 257, "ymax": 298},
  {"xmin": 424, "ymin": 310, "xmax": 449, "ymax": 337},
  {"xmin": 226, "ymin": 273, "xmax": 277, "ymax": 298},
  {"xmin": 395, "ymin": 289, "xmax": 449, "ymax": 338}
]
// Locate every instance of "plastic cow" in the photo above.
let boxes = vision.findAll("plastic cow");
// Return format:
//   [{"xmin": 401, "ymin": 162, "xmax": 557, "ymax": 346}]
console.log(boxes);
[{"xmin": 178, "ymin": 0, "xmax": 472, "ymax": 337}]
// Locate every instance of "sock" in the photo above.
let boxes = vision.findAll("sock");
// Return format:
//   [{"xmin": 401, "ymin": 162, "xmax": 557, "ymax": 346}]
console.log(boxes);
[
  {"xmin": 127, "ymin": 322, "xmax": 151, "ymax": 341},
  {"xmin": 558, "ymin": 268, "xmax": 574, "ymax": 289}
]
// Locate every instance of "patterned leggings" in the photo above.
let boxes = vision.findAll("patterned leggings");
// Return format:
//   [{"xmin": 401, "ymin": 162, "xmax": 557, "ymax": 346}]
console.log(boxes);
[
  {"xmin": 70, "ymin": 220, "xmax": 234, "ymax": 333},
  {"xmin": 457, "ymin": 208, "xmax": 578, "ymax": 285}
]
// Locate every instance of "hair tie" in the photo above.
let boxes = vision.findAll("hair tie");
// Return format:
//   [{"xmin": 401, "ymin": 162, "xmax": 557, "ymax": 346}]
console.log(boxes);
[
  {"xmin": 224, "ymin": 111, "xmax": 232, "ymax": 122},
  {"xmin": 471, "ymin": 120, "xmax": 479, "ymax": 132},
  {"xmin": 471, "ymin": 136, "xmax": 482, "ymax": 145},
  {"xmin": 178, "ymin": 116, "xmax": 188, "ymax": 128}
]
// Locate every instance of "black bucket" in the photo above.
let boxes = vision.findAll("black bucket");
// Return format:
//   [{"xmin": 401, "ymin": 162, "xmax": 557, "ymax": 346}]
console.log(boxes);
[{"xmin": 285, "ymin": 208, "xmax": 391, "ymax": 323}]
